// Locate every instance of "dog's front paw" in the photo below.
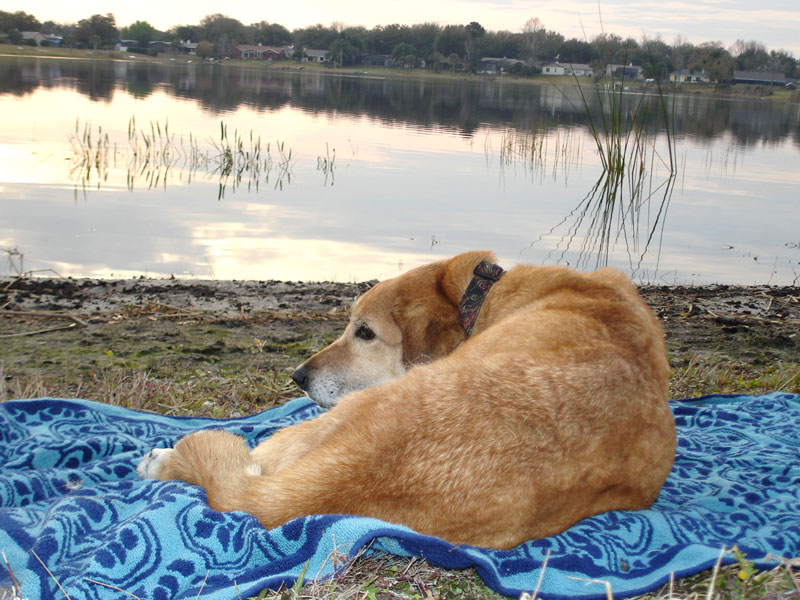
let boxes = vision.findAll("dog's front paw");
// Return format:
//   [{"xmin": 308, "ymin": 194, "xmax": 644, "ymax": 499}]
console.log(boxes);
[{"xmin": 137, "ymin": 447, "xmax": 175, "ymax": 479}]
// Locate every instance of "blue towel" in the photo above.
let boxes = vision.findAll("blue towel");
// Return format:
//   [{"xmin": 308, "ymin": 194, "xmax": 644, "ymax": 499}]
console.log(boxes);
[{"xmin": 1, "ymin": 393, "xmax": 798, "ymax": 600}]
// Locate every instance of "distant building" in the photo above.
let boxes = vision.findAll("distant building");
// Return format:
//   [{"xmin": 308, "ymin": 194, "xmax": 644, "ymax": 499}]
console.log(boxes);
[
  {"xmin": 542, "ymin": 62, "xmax": 594, "ymax": 77},
  {"xmin": 22, "ymin": 31, "xmax": 62, "ymax": 46},
  {"xmin": 229, "ymin": 44, "xmax": 285, "ymax": 60},
  {"xmin": 148, "ymin": 40, "xmax": 177, "ymax": 54},
  {"xmin": 669, "ymin": 69, "xmax": 710, "ymax": 83},
  {"xmin": 478, "ymin": 57, "xmax": 525, "ymax": 74},
  {"xmin": 304, "ymin": 49, "xmax": 329, "ymax": 63},
  {"xmin": 115, "ymin": 40, "xmax": 139, "ymax": 51},
  {"xmin": 180, "ymin": 41, "xmax": 198, "ymax": 55},
  {"xmin": 733, "ymin": 71, "xmax": 787, "ymax": 87},
  {"xmin": 605, "ymin": 64, "xmax": 643, "ymax": 81}
]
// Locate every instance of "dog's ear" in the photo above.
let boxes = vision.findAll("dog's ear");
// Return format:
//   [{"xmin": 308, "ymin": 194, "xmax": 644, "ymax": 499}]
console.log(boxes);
[
  {"xmin": 393, "ymin": 299, "xmax": 465, "ymax": 366},
  {"xmin": 391, "ymin": 251, "xmax": 496, "ymax": 366},
  {"xmin": 438, "ymin": 250, "xmax": 498, "ymax": 305}
]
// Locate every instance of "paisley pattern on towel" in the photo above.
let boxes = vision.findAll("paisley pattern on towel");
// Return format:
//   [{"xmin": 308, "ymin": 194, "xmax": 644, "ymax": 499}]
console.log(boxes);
[{"xmin": 1, "ymin": 393, "xmax": 798, "ymax": 600}]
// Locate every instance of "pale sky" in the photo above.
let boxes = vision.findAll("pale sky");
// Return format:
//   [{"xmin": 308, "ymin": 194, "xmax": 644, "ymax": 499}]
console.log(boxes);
[{"xmin": 10, "ymin": 0, "xmax": 800, "ymax": 56}]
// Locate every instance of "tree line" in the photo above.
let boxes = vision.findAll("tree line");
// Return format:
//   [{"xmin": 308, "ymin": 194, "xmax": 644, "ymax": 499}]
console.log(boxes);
[{"xmin": 1, "ymin": 10, "xmax": 798, "ymax": 81}]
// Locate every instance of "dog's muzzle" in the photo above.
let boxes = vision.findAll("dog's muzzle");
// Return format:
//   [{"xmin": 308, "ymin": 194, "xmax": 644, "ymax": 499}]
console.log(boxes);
[{"xmin": 291, "ymin": 365, "xmax": 310, "ymax": 391}]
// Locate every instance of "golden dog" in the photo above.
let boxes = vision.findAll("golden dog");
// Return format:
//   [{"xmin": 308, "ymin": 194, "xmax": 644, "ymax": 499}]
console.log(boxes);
[{"xmin": 138, "ymin": 251, "xmax": 675, "ymax": 549}]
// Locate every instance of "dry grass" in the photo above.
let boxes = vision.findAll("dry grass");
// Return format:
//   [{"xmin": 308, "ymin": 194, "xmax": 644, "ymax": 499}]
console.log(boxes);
[{"xmin": 0, "ymin": 362, "xmax": 297, "ymax": 417}]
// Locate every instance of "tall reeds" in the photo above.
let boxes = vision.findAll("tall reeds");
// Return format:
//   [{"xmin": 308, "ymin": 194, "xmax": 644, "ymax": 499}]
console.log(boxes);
[
  {"xmin": 547, "ymin": 62, "xmax": 680, "ymax": 279},
  {"xmin": 69, "ymin": 118, "xmax": 296, "ymax": 199}
]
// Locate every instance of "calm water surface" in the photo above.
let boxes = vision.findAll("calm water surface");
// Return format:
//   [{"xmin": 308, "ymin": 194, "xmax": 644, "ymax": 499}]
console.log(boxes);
[{"xmin": 1, "ymin": 56, "xmax": 799, "ymax": 284}]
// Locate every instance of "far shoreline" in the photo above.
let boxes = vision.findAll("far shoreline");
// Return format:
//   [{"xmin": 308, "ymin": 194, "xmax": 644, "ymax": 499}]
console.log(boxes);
[{"xmin": 2, "ymin": 46, "xmax": 797, "ymax": 104}]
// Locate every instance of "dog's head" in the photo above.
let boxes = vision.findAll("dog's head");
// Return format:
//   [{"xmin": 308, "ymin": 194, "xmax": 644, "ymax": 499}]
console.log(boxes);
[{"xmin": 291, "ymin": 250, "xmax": 496, "ymax": 407}]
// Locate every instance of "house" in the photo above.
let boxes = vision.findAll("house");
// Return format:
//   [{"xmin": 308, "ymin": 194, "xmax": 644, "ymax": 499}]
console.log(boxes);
[
  {"xmin": 304, "ymin": 49, "xmax": 329, "ymax": 63},
  {"xmin": 180, "ymin": 41, "xmax": 197, "ymax": 55},
  {"xmin": 230, "ymin": 44, "xmax": 285, "ymax": 60},
  {"xmin": 669, "ymin": 69, "xmax": 710, "ymax": 83},
  {"xmin": 148, "ymin": 40, "xmax": 176, "ymax": 54},
  {"xmin": 21, "ymin": 32, "xmax": 62, "ymax": 46},
  {"xmin": 478, "ymin": 57, "xmax": 525, "ymax": 74},
  {"xmin": 541, "ymin": 62, "xmax": 593, "ymax": 77},
  {"xmin": 733, "ymin": 71, "xmax": 787, "ymax": 87},
  {"xmin": 605, "ymin": 64, "xmax": 643, "ymax": 81},
  {"xmin": 115, "ymin": 40, "xmax": 139, "ymax": 51}
]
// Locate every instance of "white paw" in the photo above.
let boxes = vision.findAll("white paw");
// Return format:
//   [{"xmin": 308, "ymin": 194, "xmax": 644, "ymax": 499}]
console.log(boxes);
[{"xmin": 137, "ymin": 447, "xmax": 174, "ymax": 479}]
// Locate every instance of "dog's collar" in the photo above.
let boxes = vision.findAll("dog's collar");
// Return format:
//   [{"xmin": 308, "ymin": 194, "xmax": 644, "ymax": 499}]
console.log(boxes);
[{"xmin": 458, "ymin": 261, "xmax": 505, "ymax": 337}]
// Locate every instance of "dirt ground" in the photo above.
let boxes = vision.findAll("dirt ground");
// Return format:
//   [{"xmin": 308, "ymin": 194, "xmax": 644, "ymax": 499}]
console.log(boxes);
[{"xmin": 1, "ymin": 276, "xmax": 799, "ymax": 408}]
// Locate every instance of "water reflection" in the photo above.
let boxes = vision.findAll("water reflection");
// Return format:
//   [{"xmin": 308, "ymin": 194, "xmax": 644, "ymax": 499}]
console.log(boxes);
[
  {"xmin": 2, "ymin": 56, "xmax": 799, "ymax": 146},
  {"xmin": 1, "ymin": 56, "xmax": 798, "ymax": 285}
]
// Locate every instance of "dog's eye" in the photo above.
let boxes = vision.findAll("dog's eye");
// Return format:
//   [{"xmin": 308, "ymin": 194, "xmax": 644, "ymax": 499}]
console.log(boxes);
[{"xmin": 355, "ymin": 323, "xmax": 376, "ymax": 341}]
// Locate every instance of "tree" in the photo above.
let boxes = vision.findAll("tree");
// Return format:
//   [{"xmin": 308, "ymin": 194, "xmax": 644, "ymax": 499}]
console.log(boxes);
[
  {"xmin": 428, "ymin": 50, "xmax": 444, "ymax": 71},
  {"xmin": 198, "ymin": 14, "xmax": 247, "ymax": 56},
  {"xmin": 447, "ymin": 52, "xmax": 460, "ymax": 73},
  {"xmin": 328, "ymin": 37, "xmax": 361, "ymax": 66},
  {"xmin": 76, "ymin": 14, "xmax": 118, "ymax": 48},
  {"xmin": 0, "ymin": 10, "xmax": 41, "ymax": 33},
  {"xmin": 478, "ymin": 30, "xmax": 522, "ymax": 60},
  {"xmin": 250, "ymin": 21, "xmax": 292, "ymax": 46},
  {"xmin": 558, "ymin": 38, "xmax": 595, "ymax": 64},
  {"xmin": 407, "ymin": 23, "xmax": 440, "ymax": 60},
  {"xmin": 391, "ymin": 42, "xmax": 417, "ymax": 66},
  {"xmin": 463, "ymin": 21, "xmax": 486, "ymax": 69},
  {"xmin": 465, "ymin": 21, "xmax": 485, "ymax": 40},
  {"xmin": 521, "ymin": 17, "xmax": 542, "ymax": 64},
  {"xmin": 195, "ymin": 40, "xmax": 214, "ymax": 59},
  {"xmin": 435, "ymin": 25, "xmax": 467, "ymax": 58},
  {"xmin": 121, "ymin": 20, "xmax": 157, "ymax": 45},
  {"xmin": 767, "ymin": 50, "xmax": 798, "ymax": 78},
  {"xmin": 170, "ymin": 24, "xmax": 200, "ymax": 42},
  {"xmin": 369, "ymin": 23, "xmax": 409, "ymax": 54},
  {"xmin": 672, "ymin": 35, "xmax": 694, "ymax": 71},
  {"xmin": 292, "ymin": 23, "xmax": 338, "ymax": 50},
  {"xmin": 730, "ymin": 40, "xmax": 769, "ymax": 71},
  {"xmin": 592, "ymin": 33, "xmax": 636, "ymax": 65},
  {"xmin": 689, "ymin": 43, "xmax": 735, "ymax": 82}
]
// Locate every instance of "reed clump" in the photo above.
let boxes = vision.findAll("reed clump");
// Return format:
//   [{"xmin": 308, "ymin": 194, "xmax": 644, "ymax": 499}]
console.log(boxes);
[{"xmin": 69, "ymin": 117, "xmax": 296, "ymax": 199}]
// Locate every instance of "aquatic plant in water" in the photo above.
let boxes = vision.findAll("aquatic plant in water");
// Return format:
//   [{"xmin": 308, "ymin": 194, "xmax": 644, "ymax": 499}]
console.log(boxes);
[
  {"xmin": 69, "ymin": 117, "xmax": 296, "ymax": 199},
  {"xmin": 514, "ymin": 62, "xmax": 680, "ymax": 281}
]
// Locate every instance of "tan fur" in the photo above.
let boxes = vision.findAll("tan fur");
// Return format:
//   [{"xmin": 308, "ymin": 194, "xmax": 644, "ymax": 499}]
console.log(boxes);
[{"xmin": 141, "ymin": 251, "xmax": 675, "ymax": 549}]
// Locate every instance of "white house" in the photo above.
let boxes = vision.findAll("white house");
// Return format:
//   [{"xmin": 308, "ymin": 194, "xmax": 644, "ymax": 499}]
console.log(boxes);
[
  {"xmin": 669, "ymin": 69, "xmax": 710, "ymax": 83},
  {"xmin": 304, "ymin": 49, "xmax": 328, "ymax": 63},
  {"xmin": 542, "ymin": 62, "xmax": 594, "ymax": 77}
]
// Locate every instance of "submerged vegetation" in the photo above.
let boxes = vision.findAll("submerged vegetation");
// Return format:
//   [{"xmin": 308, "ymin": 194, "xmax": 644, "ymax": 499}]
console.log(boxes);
[
  {"xmin": 490, "ymin": 73, "xmax": 680, "ymax": 280},
  {"xmin": 69, "ymin": 117, "xmax": 300, "ymax": 199}
]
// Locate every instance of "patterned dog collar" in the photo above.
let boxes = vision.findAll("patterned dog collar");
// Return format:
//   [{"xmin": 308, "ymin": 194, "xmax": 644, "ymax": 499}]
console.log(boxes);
[{"xmin": 457, "ymin": 261, "xmax": 505, "ymax": 337}]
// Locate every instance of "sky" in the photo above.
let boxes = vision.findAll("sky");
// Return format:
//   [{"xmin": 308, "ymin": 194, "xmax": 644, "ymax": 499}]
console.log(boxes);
[{"xmin": 8, "ymin": 0, "xmax": 800, "ymax": 56}]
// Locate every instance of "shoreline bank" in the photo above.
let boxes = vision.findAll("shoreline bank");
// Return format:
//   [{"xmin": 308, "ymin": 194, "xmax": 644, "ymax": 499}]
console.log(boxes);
[
  {"xmin": 2, "ymin": 277, "xmax": 798, "ymax": 412},
  {"xmin": 2, "ymin": 48, "xmax": 797, "ymax": 103}
]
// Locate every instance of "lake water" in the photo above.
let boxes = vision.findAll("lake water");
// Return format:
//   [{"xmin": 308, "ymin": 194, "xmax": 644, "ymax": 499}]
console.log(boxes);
[{"xmin": 1, "ymin": 56, "xmax": 799, "ymax": 284}]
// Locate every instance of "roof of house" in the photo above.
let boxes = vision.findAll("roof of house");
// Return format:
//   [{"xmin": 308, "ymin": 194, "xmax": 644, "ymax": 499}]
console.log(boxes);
[
  {"xmin": 734, "ymin": 70, "xmax": 786, "ymax": 81},
  {"xmin": 305, "ymin": 49, "xmax": 328, "ymax": 57},
  {"xmin": 236, "ymin": 44, "xmax": 284, "ymax": 53}
]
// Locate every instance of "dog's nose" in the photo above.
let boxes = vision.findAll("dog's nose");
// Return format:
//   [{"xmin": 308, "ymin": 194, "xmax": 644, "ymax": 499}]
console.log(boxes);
[{"xmin": 291, "ymin": 365, "xmax": 309, "ymax": 391}]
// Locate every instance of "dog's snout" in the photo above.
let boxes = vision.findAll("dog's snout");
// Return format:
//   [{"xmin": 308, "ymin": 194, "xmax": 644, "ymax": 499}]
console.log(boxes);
[{"xmin": 291, "ymin": 365, "xmax": 310, "ymax": 391}]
